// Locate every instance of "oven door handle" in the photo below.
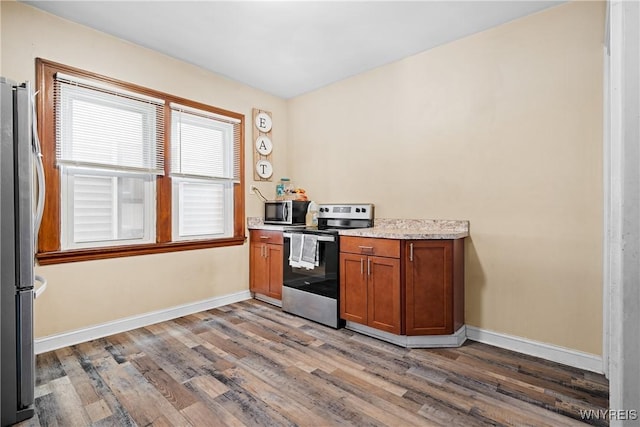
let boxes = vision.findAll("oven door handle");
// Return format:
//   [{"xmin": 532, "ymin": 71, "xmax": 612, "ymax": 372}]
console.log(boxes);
[{"xmin": 283, "ymin": 232, "xmax": 336, "ymax": 243}]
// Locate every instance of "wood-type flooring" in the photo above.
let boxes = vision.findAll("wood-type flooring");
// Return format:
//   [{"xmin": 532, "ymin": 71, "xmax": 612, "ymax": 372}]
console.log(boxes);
[{"xmin": 19, "ymin": 299, "xmax": 609, "ymax": 427}]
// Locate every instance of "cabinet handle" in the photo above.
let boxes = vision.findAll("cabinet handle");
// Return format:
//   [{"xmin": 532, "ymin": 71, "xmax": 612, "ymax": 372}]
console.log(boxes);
[
  {"xmin": 262, "ymin": 244, "xmax": 266, "ymax": 258},
  {"xmin": 260, "ymin": 235, "xmax": 270, "ymax": 240},
  {"xmin": 367, "ymin": 258, "xmax": 371, "ymax": 276},
  {"xmin": 409, "ymin": 243, "xmax": 414, "ymax": 262},
  {"xmin": 360, "ymin": 258, "xmax": 364, "ymax": 275},
  {"xmin": 358, "ymin": 245, "xmax": 374, "ymax": 254}
]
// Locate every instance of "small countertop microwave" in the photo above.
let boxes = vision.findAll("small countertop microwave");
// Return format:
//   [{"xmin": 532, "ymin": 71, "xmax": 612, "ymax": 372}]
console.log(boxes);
[{"xmin": 264, "ymin": 200, "xmax": 310, "ymax": 225}]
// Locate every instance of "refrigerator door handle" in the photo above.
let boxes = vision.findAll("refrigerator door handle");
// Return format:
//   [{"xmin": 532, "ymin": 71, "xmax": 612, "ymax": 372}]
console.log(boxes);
[
  {"xmin": 31, "ymin": 87, "xmax": 45, "ymax": 249},
  {"xmin": 34, "ymin": 275, "xmax": 47, "ymax": 299}
]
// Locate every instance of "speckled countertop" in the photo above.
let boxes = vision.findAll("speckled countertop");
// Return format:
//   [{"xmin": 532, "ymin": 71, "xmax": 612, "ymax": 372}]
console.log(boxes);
[
  {"xmin": 246, "ymin": 217, "xmax": 297, "ymax": 231},
  {"xmin": 338, "ymin": 219, "xmax": 469, "ymax": 240},
  {"xmin": 248, "ymin": 217, "xmax": 469, "ymax": 239}
]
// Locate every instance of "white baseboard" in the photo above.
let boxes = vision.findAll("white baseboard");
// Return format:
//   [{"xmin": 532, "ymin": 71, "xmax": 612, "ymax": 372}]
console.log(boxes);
[
  {"xmin": 34, "ymin": 290, "xmax": 252, "ymax": 355},
  {"xmin": 466, "ymin": 326, "xmax": 604, "ymax": 374}
]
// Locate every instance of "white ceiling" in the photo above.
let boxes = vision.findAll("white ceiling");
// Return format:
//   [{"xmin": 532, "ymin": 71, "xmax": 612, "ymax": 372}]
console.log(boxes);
[{"xmin": 23, "ymin": 1, "xmax": 563, "ymax": 99}]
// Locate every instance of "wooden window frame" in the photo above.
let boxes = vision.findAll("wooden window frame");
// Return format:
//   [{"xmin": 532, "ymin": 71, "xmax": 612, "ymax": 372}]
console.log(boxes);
[{"xmin": 35, "ymin": 58, "xmax": 246, "ymax": 265}]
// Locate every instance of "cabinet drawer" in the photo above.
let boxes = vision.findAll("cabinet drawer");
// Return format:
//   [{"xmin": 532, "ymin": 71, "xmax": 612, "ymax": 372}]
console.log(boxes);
[
  {"xmin": 340, "ymin": 236, "xmax": 400, "ymax": 258},
  {"xmin": 250, "ymin": 229, "xmax": 283, "ymax": 245}
]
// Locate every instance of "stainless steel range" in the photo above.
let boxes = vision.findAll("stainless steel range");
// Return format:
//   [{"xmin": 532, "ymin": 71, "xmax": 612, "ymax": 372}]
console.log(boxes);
[{"xmin": 282, "ymin": 203, "xmax": 374, "ymax": 328}]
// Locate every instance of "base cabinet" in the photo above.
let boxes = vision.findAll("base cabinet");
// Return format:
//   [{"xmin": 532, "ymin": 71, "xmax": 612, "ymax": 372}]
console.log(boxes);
[
  {"xmin": 340, "ymin": 237, "xmax": 402, "ymax": 334},
  {"xmin": 405, "ymin": 240, "xmax": 464, "ymax": 335},
  {"xmin": 249, "ymin": 230, "xmax": 283, "ymax": 300},
  {"xmin": 340, "ymin": 236, "xmax": 465, "ymax": 339}
]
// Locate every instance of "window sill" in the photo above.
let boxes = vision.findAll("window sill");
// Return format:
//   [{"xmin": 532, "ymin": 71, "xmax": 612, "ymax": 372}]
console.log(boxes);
[{"xmin": 36, "ymin": 236, "xmax": 247, "ymax": 265}]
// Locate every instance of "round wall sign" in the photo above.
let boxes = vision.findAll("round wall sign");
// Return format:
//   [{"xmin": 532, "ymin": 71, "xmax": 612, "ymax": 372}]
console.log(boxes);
[
  {"xmin": 256, "ymin": 160, "xmax": 273, "ymax": 179},
  {"xmin": 255, "ymin": 136, "xmax": 273, "ymax": 155},
  {"xmin": 255, "ymin": 112, "xmax": 272, "ymax": 133}
]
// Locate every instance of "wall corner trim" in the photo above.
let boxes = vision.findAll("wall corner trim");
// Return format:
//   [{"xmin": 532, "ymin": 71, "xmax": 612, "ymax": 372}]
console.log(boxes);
[
  {"xmin": 466, "ymin": 326, "xmax": 604, "ymax": 374},
  {"xmin": 34, "ymin": 290, "xmax": 252, "ymax": 354}
]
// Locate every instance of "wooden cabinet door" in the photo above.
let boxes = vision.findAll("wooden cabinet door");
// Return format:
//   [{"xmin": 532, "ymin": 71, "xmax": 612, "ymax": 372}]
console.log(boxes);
[
  {"xmin": 250, "ymin": 230, "xmax": 284, "ymax": 301},
  {"xmin": 405, "ymin": 241, "xmax": 453, "ymax": 335},
  {"xmin": 340, "ymin": 253, "xmax": 368, "ymax": 324},
  {"xmin": 266, "ymin": 243, "xmax": 283, "ymax": 299},
  {"xmin": 250, "ymin": 243, "xmax": 270, "ymax": 295},
  {"xmin": 367, "ymin": 256, "xmax": 402, "ymax": 334}
]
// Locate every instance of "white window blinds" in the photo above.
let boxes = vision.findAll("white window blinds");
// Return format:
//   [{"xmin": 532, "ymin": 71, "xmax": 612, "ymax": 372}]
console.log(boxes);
[
  {"xmin": 170, "ymin": 103, "xmax": 241, "ymax": 182},
  {"xmin": 176, "ymin": 181, "xmax": 226, "ymax": 237},
  {"xmin": 170, "ymin": 103, "xmax": 238, "ymax": 241},
  {"xmin": 54, "ymin": 72, "xmax": 165, "ymax": 175}
]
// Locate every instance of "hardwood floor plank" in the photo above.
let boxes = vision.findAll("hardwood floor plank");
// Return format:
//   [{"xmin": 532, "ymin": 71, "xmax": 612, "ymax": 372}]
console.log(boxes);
[
  {"xmin": 198, "ymin": 330, "xmax": 253, "ymax": 359},
  {"xmin": 53, "ymin": 347, "xmax": 101, "ymax": 407},
  {"xmin": 33, "ymin": 392, "xmax": 59, "ymax": 427},
  {"xmin": 84, "ymin": 399, "xmax": 112, "ymax": 423},
  {"xmin": 212, "ymin": 385, "xmax": 296, "ymax": 427},
  {"xmin": 102, "ymin": 332, "xmax": 143, "ymax": 364},
  {"xmin": 130, "ymin": 354, "xmax": 199, "ymax": 410},
  {"xmin": 274, "ymin": 365, "xmax": 384, "ymax": 427},
  {"xmin": 34, "ymin": 351, "xmax": 65, "ymax": 387},
  {"xmin": 46, "ymin": 376, "xmax": 92, "ymax": 426},
  {"xmin": 94, "ymin": 356, "xmax": 191, "ymax": 426},
  {"xmin": 221, "ymin": 366, "xmax": 332, "ymax": 426},
  {"xmin": 186, "ymin": 375, "xmax": 230, "ymax": 399},
  {"xmin": 236, "ymin": 357, "xmax": 372, "ymax": 426},
  {"xmin": 418, "ymin": 401, "xmax": 490, "ymax": 427},
  {"xmin": 184, "ymin": 380, "xmax": 251, "ymax": 427},
  {"xmin": 71, "ymin": 341, "xmax": 138, "ymax": 427},
  {"xmin": 312, "ymin": 368, "xmax": 437, "ymax": 426},
  {"xmin": 23, "ymin": 300, "xmax": 608, "ymax": 427},
  {"xmin": 125, "ymin": 327, "xmax": 207, "ymax": 382},
  {"xmin": 191, "ymin": 344, "xmax": 238, "ymax": 372},
  {"xmin": 181, "ymin": 401, "xmax": 239, "ymax": 427}
]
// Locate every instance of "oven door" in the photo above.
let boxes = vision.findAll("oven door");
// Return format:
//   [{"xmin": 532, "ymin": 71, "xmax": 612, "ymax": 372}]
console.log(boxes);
[
  {"xmin": 283, "ymin": 232, "xmax": 338, "ymax": 297},
  {"xmin": 282, "ymin": 231, "xmax": 343, "ymax": 328}
]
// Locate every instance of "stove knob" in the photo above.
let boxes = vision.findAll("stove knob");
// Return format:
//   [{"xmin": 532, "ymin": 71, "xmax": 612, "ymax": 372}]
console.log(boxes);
[
  {"xmin": 362, "ymin": 208, "xmax": 367, "ymax": 213},
  {"xmin": 355, "ymin": 208, "xmax": 361, "ymax": 213}
]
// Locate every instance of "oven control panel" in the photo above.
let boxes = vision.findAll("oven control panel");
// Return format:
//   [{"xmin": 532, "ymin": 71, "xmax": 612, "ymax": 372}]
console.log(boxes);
[{"xmin": 317, "ymin": 203, "xmax": 374, "ymax": 220}]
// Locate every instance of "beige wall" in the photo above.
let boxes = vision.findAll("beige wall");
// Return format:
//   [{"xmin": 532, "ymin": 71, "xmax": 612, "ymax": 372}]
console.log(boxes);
[
  {"xmin": 288, "ymin": 2, "xmax": 605, "ymax": 355},
  {"xmin": 1, "ymin": 1, "xmax": 288, "ymax": 337}
]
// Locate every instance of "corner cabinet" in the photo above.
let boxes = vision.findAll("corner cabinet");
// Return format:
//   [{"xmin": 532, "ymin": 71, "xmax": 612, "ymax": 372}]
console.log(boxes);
[
  {"xmin": 404, "ymin": 240, "xmax": 464, "ymax": 336},
  {"xmin": 339, "ymin": 235, "xmax": 465, "ymax": 345},
  {"xmin": 249, "ymin": 230, "xmax": 283, "ymax": 301}
]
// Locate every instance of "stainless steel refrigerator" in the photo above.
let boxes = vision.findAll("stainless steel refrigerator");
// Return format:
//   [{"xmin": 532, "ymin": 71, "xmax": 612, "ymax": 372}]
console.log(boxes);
[{"xmin": 1, "ymin": 77, "xmax": 46, "ymax": 426}]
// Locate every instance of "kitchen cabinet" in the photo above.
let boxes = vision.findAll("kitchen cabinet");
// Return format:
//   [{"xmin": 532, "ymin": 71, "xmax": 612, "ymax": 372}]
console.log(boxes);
[
  {"xmin": 340, "ymin": 235, "xmax": 465, "ymax": 341},
  {"xmin": 340, "ymin": 237, "xmax": 402, "ymax": 334},
  {"xmin": 404, "ymin": 240, "xmax": 464, "ymax": 336},
  {"xmin": 249, "ymin": 230, "xmax": 283, "ymax": 300}
]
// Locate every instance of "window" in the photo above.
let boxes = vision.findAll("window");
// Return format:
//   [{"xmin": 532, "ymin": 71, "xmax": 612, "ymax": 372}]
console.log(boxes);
[
  {"xmin": 170, "ymin": 104, "xmax": 240, "ymax": 241},
  {"xmin": 36, "ymin": 59, "xmax": 245, "ymax": 264},
  {"xmin": 55, "ymin": 73, "xmax": 162, "ymax": 249}
]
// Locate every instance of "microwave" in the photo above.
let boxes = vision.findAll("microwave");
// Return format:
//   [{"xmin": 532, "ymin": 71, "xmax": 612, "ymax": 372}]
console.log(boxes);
[{"xmin": 264, "ymin": 200, "xmax": 310, "ymax": 225}]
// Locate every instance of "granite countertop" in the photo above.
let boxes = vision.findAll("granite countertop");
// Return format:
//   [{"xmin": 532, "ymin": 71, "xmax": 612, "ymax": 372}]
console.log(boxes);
[
  {"xmin": 338, "ymin": 219, "xmax": 469, "ymax": 240},
  {"xmin": 246, "ymin": 217, "xmax": 291, "ymax": 231},
  {"xmin": 248, "ymin": 217, "xmax": 469, "ymax": 239}
]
